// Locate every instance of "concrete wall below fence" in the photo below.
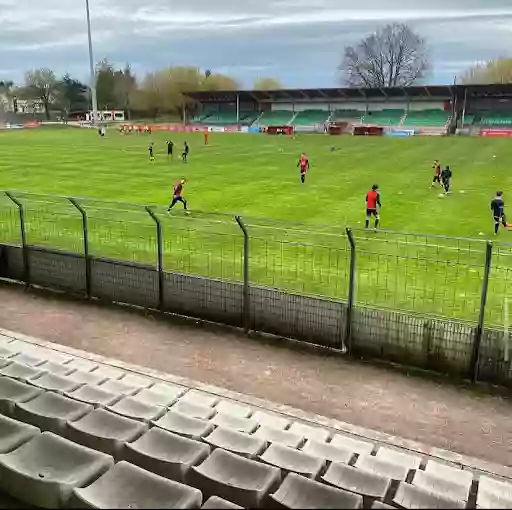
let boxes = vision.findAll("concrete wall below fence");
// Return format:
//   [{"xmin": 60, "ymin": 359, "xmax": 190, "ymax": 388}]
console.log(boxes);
[{"xmin": 0, "ymin": 243, "xmax": 508, "ymax": 386}]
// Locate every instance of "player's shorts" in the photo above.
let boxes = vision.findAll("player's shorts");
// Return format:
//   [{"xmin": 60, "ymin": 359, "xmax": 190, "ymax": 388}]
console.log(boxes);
[
  {"xmin": 300, "ymin": 168, "xmax": 307, "ymax": 174},
  {"xmin": 494, "ymin": 215, "xmax": 507, "ymax": 225},
  {"xmin": 366, "ymin": 209, "xmax": 379, "ymax": 218},
  {"xmin": 433, "ymin": 175, "xmax": 441, "ymax": 183}
]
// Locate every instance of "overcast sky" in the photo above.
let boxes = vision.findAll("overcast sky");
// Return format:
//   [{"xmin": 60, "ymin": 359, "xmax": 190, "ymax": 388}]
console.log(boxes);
[{"xmin": 0, "ymin": 0, "xmax": 511, "ymax": 87}]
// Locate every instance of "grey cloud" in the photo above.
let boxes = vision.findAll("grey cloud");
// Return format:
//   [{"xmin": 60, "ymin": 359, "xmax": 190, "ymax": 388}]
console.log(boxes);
[{"xmin": 0, "ymin": 0, "xmax": 510, "ymax": 87}]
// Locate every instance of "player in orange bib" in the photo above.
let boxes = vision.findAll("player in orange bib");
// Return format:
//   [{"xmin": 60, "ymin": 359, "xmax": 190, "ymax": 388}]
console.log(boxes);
[
  {"xmin": 204, "ymin": 129, "xmax": 209, "ymax": 146},
  {"xmin": 297, "ymin": 153, "xmax": 309, "ymax": 184}
]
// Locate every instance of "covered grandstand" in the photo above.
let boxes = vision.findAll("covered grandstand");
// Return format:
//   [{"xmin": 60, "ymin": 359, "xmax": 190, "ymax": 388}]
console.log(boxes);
[{"xmin": 186, "ymin": 83, "xmax": 512, "ymax": 136}]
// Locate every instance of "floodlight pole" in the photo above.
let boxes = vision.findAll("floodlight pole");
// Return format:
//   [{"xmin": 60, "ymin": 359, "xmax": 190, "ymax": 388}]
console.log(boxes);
[{"xmin": 85, "ymin": 0, "xmax": 99, "ymax": 125}]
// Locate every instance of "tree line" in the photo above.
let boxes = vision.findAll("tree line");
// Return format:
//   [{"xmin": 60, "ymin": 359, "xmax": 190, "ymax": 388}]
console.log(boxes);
[
  {"xmin": 0, "ymin": 63, "xmax": 284, "ymax": 120},
  {"xmin": 0, "ymin": 22, "xmax": 510, "ymax": 121}
]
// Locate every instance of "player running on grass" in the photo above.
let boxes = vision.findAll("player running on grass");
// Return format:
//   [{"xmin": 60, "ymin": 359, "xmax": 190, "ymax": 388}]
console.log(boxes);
[
  {"xmin": 166, "ymin": 140, "xmax": 174, "ymax": 160},
  {"xmin": 182, "ymin": 141, "xmax": 190, "ymax": 162},
  {"xmin": 167, "ymin": 179, "xmax": 189, "ymax": 212},
  {"xmin": 297, "ymin": 153, "xmax": 309, "ymax": 183},
  {"xmin": 430, "ymin": 160, "xmax": 442, "ymax": 187},
  {"xmin": 148, "ymin": 142, "xmax": 155, "ymax": 162},
  {"xmin": 365, "ymin": 184, "xmax": 381, "ymax": 229},
  {"xmin": 491, "ymin": 191, "xmax": 510, "ymax": 235},
  {"xmin": 441, "ymin": 165, "xmax": 452, "ymax": 194}
]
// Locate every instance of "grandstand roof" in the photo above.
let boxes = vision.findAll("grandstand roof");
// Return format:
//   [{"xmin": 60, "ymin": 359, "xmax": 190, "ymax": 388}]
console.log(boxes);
[{"xmin": 186, "ymin": 84, "xmax": 512, "ymax": 103}]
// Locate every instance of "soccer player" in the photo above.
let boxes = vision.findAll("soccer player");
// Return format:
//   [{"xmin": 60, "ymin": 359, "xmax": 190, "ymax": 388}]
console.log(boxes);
[
  {"xmin": 441, "ymin": 165, "xmax": 452, "ymax": 194},
  {"xmin": 166, "ymin": 140, "xmax": 174, "ymax": 160},
  {"xmin": 365, "ymin": 184, "xmax": 381, "ymax": 229},
  {"xmin": 167, "ymin": 179, "xmax": 188, "ymax": 212},
  {"xmin": 297, "ymin": 153, "xmax": 309, "ymax": 183},
  {"xmin": 430, "ymin": 160, "xmax": 442, "ymax": 187},
  {"xmin": 204, "ymin": 129, "xmax": 209, "ymax": 146},
  {"xmin": 491, "ymin": 191, "xmax": 508, "ymax": 235},
  {"xmin": 148, "ymin": 142, "xmax": 155, "ymax": 162},
  {"xmin": 182, "ymin": 141, "xmax": 189, "ymax": 162}
]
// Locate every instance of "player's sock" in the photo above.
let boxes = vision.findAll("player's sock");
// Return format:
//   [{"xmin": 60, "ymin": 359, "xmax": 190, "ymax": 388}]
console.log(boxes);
[
  {"xmin": 495, "ymin": 223, "xmax": 500, "ymax": 234},
  {"xmin": 365, "ymin": 219, "xmax": 369, "ymax": 228},
  {"xmin": 375, "ymin": 219, "xmax": 380, "ymax": 228}
]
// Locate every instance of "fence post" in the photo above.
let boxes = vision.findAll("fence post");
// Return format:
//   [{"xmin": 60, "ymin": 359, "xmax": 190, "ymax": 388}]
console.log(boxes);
[
  {"xmin": 345, "ymin": 228, "xmax": 356, "ymax": 355},
  {"xmin": 470, "ymin": 240, "xmax": 493, "ymax": 383},
  {"xmin": 235, "ymin": 215, "xmax": 250, "ymax": 334},
  {"xmin": 68, "ymin": 198, "xmax": 91, "ymax": 299},
  {"xmin": 5, "ymin": 192, "xmax": 30, "ymax": 288},
  {"xmin": 145, "ymin": 206, "xmax": 164, "ymax": 310}
]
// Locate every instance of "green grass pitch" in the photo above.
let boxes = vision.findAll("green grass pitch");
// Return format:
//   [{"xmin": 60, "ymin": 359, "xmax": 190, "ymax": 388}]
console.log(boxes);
[{"xmin": 0, "ymin": 126, "xmax": 510, "ymax": 325}]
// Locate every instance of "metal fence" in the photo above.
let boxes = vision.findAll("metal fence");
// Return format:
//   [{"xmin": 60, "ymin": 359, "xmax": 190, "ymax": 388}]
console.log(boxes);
[{"xmin": 1, "ymin": 190, "xmax": 511, "ymax": 383}]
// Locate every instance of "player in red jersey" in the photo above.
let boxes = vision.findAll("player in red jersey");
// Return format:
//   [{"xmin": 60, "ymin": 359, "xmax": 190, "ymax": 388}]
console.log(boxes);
[
  {"xmin": 167, "ymin": 179, "xmax": 188, "ymax": 212},
  {"xmin": 297, "ymin": 153, "xmax": 309, "ymax": 183},
  {"xmin": 365, "ymin": 184, "xmax": 381, "ymax": 229},
  {"xmin": 430, "ymin": 160, "xmax": 442, "ymax": 187}
]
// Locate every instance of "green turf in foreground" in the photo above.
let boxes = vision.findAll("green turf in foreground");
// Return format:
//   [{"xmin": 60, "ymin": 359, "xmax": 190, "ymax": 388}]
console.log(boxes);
[{"xmin": 0, "ymin": 127, "xmax": 510, "ymax": 325}]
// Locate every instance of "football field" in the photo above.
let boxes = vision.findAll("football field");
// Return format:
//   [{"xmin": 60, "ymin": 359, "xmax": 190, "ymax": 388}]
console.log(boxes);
[{"xmin": 0, "ymin": 127, "xmax": 511, "ymax": 324}]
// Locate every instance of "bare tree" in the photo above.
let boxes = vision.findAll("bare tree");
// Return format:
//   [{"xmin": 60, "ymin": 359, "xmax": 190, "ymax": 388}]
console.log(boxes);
[
  {"xmin": 340, "ymin": 23, "xmax": 429, "ymax": 88},
  {"xmin": 24, "ymin": 69, "xmax": 58, "ymax": 119}
]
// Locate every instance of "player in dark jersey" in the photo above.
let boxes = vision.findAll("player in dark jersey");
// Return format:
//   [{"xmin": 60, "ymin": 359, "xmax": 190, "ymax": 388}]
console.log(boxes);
[
  {"xmin": 297, "ymin": 153, "xmax": 309, "ymax": 183},
  {"xmin": 491, "ymin": 191, "xmax": 508, "ymax": 235},
  {"xmin": 430, "ymin": 160, "xmax": 442, "ymax": 187},
  {"xmin": 148, "ymin": 142, "xmax": 155, "ymax": 162},
  {"xmin": 365, "ymin": 184, "xmax": 381, "ymax": 229},
  {"xmin": 182, "ymin": 141, "xmax": 189, "ymax": 162},
  {"xmin": 166, "ymin": 140, "xmax": 174, "ymax": 160},
  {"xmin": 167, "ymin": 179, "xmax": 188, "ymax": 212},
  {"xmin": 441, "ymin": 166, "xmax": 452, "ymax": 193}
]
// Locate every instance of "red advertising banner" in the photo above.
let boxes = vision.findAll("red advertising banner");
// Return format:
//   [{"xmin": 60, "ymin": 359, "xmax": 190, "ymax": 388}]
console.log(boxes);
[{"xmin": 481, "ymin": 129, "xmax": 512, "ymax": 138}]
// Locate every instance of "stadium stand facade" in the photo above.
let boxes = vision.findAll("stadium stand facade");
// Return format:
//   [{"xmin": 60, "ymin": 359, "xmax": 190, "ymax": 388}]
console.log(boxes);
[
  {"xmin": 0, "ymin": 328, "xmax": 511, "ymax": 509},
  {"xmin": 186, "ymin": 84, "xmax": 512, "ymax": 137}
]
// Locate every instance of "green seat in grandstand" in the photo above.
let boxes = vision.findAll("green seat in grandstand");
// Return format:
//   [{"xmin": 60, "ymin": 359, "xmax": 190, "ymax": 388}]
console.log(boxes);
[
  {"xmin": 363, "ymin": 109, "xmax": 404, "ymax": 126},
  {"xmin": 332, "ymin": 109, "xmax": 365, "ymax": 121},
  {"xmin": 462, "ymin": 114, "xmax": 475, "ymax": 125},
  {"xmin": 257, "ymin": 110, "xmax": 293, "ymax": 125},
  {"xmin": 402, "ymin": 109, "xmax": 449, "ymax": 127},
  {"xmin": 292, "ymin": 110, "xmax": 330, "ymax": 126},
  {"xmin": 480, "ymin": 111, "xmax": 512, "ymax": 126}
]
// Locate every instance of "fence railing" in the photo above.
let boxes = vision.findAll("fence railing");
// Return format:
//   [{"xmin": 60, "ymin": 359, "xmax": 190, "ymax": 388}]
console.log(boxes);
[{"xmin": 1, "ymin": 190, "xmax": 512, "ymax": 383}]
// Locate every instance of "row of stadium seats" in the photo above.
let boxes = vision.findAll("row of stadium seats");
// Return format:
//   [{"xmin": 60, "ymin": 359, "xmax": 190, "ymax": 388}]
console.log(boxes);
[
  {"xmin": 0, "ymin": 333, "xmax": 511, "ymax": 509},
  {"xmin": 292, "ymin": 109, "xmax": 330, "ymax": 125},
  {"xmin": 364, "ymin": 109, "xmax": 405, "ymax": 126},
  {"xmin": 402, "ymin": 109, "xmax": 450, "ymax": 127},
  {"xmin": 479, "ymin": 111, "xmax": 512, "ymax": 126}
]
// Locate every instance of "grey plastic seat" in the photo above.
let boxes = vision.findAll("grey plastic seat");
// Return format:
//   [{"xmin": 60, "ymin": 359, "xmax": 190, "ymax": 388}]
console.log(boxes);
[
  {"xmin": 322, "ymin": 462, "xmax": 391, "ymax": 499},
  {"xmin": 30, "ymin": 373, "xmax": 84, "ymax": 394},
  {"xmin": 356, "ymin": 454, "xmax": 409, "ymax": 481},
  {"xmin": 0, "ymin": 344, "xmax": 19, "ymax": 359},
  {"xmin": 189, "ymin": 448, "xmax": 281, "ymax": 508},
  {"xmin": 371, "ymin": 501, "xmax": 394, "ymax": 509},
  {"xmin": 11, "ymin": 353, "xmax": 47, "ymax": 367},
  {"xmin": 107, "ymin": 396, "xmax": 166, "ymax": 422},
  {"xmin": 65, "ymin": 358, "xmax": 98, "ymax": 372},
  {"xmin": 123, "ymin": 428, "xmax": 210, "ymax": 482},
  {"xmin": 423, "ymin": 460, "xmax": 473, "ymax": 495},
  {"xmin": 0, "ymin": 376, "xmax": 42, "ymax": 415},
  {"xmin": 69, "ymin": 370, "xmax": 108, "ymax": 386},
  {"xmin": 210, "ymin": 413, "xmax": 258, "ymax": 433},
  {"xmin": 375, "ymin": 446, "xmax": 422, "ymax": 471},
  {"xmin": 38, "ymin": 361, "xmax": 75, "ymax": 377},
  {"xmin": 288, "ymin": 422, "xmax": 330, "ymax": 442},
  {"xmin": 72, "ymin": 460, "xmax": 202, "ymax": 509},
  {"xmin": 302, "ymin": 439, "xmax": 354, "ymax": 464},
  {"xmin": 0, "ymin": 431, "xmax": 113, "ymax": 508},
  {"xmin": 412, "ymin": 470, "xmax": 470, "ymax": 502},
  {"xmin": 201, "ymin": 496, "xmax": 243, "ymax": 509},
  {"xmin": 205, "ymin": 427, "xmax": 267, "ymax": 458},
  {"xmin": 93, "ymin": 365, "xmax": 126, "ymax": 380},
  {"xmin": 0, "ymin": 362, "xmax": 46, "ymax": 382},
  {"xmin": 66, "ymin": 408, "xmax": 148, "ymax": 458},
  {"xmin": 477, "ymin": 475, "xmax": 512, "ymax": 508},
  {"xmin": 172, "ymin": 400, "xmax": 217, "ymax": 420},
  {"xmin": 215, "ymin": 400, "xmax": 252, "ymax": 419},
  {"xmin": 0, "ymin": 414, "xmax": 40, "ymax": 453},
  {"xmin": 99, "ymin": 379, "xmax": 141, "ymax": 397},
  {"xmin": 330, "ymin": 434, "xmax": 374, "ymax": 456},
  {"xmin": 253, "ymin": 425, "xmax": 303, "ymax": 448},
  {"xmin": 271, "ymin": 472, "xmax": 363, "ymax": 509},
  {"xmin": 14, "ymin": 392, "xmax": 92, "ymax": 434},
  {"xmin": 393, "ymin": 482, "xmax": 465, "ymax": 509},
  {"xmin": 119, "ymin": 374, "xmax": 154, "ymax": 389},
  {"xmin": 153, "ymin": 410, "xmax": 215, "ymax": 439},
  {"xmin": 252, "ymin": 410, "xmax": 290, "ymax": 430},
  {"xmin": 179, "ymin": 390, "xmax": 218, "ymax": 408},
  {"xmin": 67, "ymin": 384, "xmax": 123, "ymax": 408},
  {"xmin": 260, "ymin": 443, "xmax": 325, "ymax": 478},
  {"xmin": 0, "ymin": 358, "xmax": 11, "ymax": 369},
  {"xmin": 132, "ymin": 382, "xmax": 186, "ymax": 407}
]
